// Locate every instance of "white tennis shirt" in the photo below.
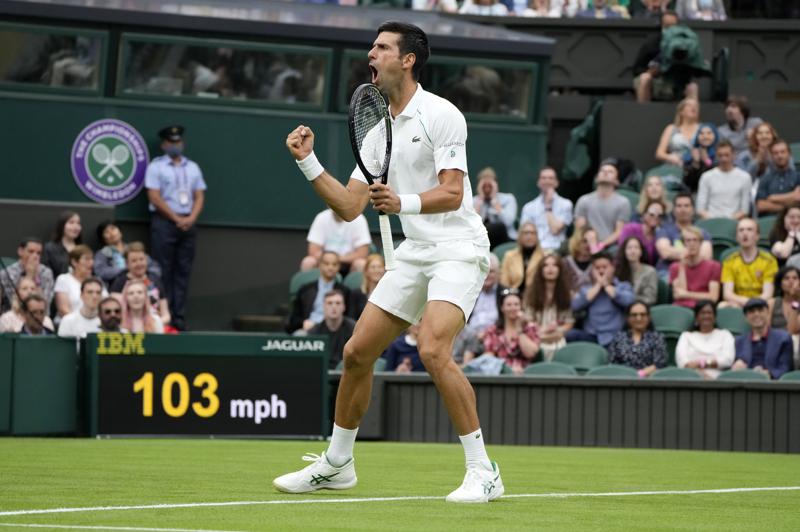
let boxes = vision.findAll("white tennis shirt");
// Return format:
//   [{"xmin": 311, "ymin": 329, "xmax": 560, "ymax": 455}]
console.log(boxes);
[{"xmin": 351, "ymin": 84, "xmax": 488, "ymax": 245}]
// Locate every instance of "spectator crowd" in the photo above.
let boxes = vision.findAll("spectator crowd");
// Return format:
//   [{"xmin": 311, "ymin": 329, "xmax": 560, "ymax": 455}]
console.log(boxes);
[{"xmin": 289, "ymin": 92, "xmax": 798, "ymax": 381}]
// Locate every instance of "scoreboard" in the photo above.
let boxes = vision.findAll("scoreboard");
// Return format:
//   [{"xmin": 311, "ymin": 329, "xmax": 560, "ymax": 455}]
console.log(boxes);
[{"xmin": 86, "ymin": 333, "xmax": 329, "ymax": 438}]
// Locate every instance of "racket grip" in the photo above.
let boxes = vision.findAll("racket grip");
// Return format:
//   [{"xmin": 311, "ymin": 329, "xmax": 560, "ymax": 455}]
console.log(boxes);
[{"xmin": 378, "ymin": 214, "xmax": 396, "ymax": 271}]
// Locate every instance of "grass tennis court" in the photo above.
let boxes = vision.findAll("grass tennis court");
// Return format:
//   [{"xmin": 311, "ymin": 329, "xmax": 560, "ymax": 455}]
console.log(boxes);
[{"xmin": 1, "ymin": 439, "xmax": 799, "ymax": 531}]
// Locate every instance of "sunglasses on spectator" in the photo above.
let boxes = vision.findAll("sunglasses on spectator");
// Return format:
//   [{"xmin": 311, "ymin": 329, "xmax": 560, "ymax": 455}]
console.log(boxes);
[
  {"xmin": 500, "ymin": 288, "xmax": 520, "ymax": 297},
  {"xmin": 645, "ymin": 211, "xmax": 664, "ymax": 218}
]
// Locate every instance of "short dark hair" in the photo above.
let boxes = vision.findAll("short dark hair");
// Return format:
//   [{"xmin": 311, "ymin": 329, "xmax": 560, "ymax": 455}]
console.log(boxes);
[
  {"xmin": 81, "ymin": 277, "xmax": 103, "ymax": 293},
  {"xmin": 18, "ymin": 237, "xmax": 42, "ymax": 249},
  {"xmin": 717, "ymin": 139, "xmax": 734, "ymax": 152},
  {"xmin": 324, "ymin": 289, "xmax": 345, "ymax": 301},
  {"xmin": 99, "ymin": 297, "xmax": 121, "ymax": 311},
  {"xmin": 377, "ymin": 21, "xmax": 430, "ymax": 81},
  {"xmin": 591, "ymin": 250, "xmax": 614, "ymax": 264},
  {"xmin": 96, "ymin": 220, "xmax": 118, "ymax": 244},
  {"xmin": 692, "ymin": 299, "xmax": 717, "ymax": 329},
  {"xmin": 22, "ymin": 293, "xmax": 46, "ymax": 309},
  {"xmin": 771, "ymin": 139, "xmax": 789, "ymax": 152},
  {"xmin": 673, "ymin": 191, "xmax": 694, "ymax": 207},
  {"xmin": 726, "ymin": 95, "xmax": 750, "ymax": 120}
]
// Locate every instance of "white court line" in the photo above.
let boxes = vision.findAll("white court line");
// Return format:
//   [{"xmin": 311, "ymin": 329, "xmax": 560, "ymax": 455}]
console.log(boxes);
[
  {"xmin": 0, "ymin": 525, "xmax": 245, "ymax": 532},
  {"xmin": 0, "ymin": 486, "xmax": 798, "ymax": 518}
]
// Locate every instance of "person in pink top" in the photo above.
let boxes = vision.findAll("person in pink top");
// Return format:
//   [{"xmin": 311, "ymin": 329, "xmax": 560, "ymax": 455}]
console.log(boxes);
[
  {"xmin": 669, "ymin": 225, "xmax": 721, "ymax": 307},
  {"xmin": 617, "ymin": 199, "xmax": 665, "ymax": 266}
]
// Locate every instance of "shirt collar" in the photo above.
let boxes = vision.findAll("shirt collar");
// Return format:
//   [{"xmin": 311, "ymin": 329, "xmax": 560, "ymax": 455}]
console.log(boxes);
[
  {"xmin": 751, "ymin": 327, "xmax": 770, "ymax": 341},
  {"xmin": 391, "ymin": 83, "xmax": 423, "ymax": 120}
]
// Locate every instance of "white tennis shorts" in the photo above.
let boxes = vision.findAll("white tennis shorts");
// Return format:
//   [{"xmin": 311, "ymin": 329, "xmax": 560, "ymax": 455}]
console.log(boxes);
[{"xmin": 369, "ymin": 238, "xmax": 490, "ymax": 325}]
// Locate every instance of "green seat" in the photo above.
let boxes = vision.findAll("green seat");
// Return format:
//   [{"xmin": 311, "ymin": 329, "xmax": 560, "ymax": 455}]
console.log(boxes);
[
  {"xmin": 585, "ymin": 364, "xmax": 639, "ymax": 378},
  {"xmin": 343, "ymin": 271, "xmax": 363, "ymax": 290},
  {"xmin": 716, "ymin": 307, "xmax": 749, "ymax": 335},
  {"xmin": 336, "ymin": 358, "xmax": 387, "ymax": 371},
  {"xmin": 717, "ymin": 369, "xmax": 770, "ymax": 381},
  {"xmin": 757, "ymin": 215, "xmax": 777, "ymax": 248},
  {"xmin": 289, "ymin": 269, "xmax": 320, "ymax": 299},
  {"xmin": 553, "ymin": 342, "xmax": 608, "ymax": 372},
  {"xmin": 650, "ymin": 367, "xmax": 703, "ymax": 380},
  {"xmin": 791, "ymin": 143, "xmax": 800, "ymax": 165},
  {"xmin": 617, "ymin": 188, "xmax": 640, "ymax": 214},
  {"xmin": 713, "ymin": 240, "xmax": 735, "ymax": 262},
  {"xmin": 645, "ymin": 164, "xmax": 683, "ymax": 190},
  {"xmin": 656, "ymin": 277, "xmax": 672, "ymax": 305},
  {"xmin": 650, "ymin": 304, "xmax": 694, "ymax": 333},
  {"xmin": 779, "ymin": 370, "xmax": 800, "ymax": 381},
  {"xmin": 523, "ymin": 361, "xmax": 578, "ymax": 376},
  {"xmin": 696, "ymin": 218, "xmax": 737, "ymax": 245},
  {"xmin": 289, "ymin": 269, "xmax": 342, "ymax": 300},
  {"xmin": 491, "ymin": 241, "xmax": 517, "ymax": 263},
  {"xmin": 662, "ymin": 331, "xmax": 681, "ymax": 367}
]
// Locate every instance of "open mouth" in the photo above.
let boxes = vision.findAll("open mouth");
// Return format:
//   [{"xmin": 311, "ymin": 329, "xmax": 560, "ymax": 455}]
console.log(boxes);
[{"xmin": 369, "ymin": 65, "xmax": 378, "ymax": 84}]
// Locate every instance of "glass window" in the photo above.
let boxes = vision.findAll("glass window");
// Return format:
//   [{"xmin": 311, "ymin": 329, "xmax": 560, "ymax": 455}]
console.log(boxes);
[
  {"xmin": 342, "ymin": 53, "xmax": 534, "ymax": 119},
  {"xmin": 119, "ymin": 37, "xmax": 329, "ymax": 107},
  {"xmin": 0, "ymin": 27, "xmax": 102, "ymax": 90}
]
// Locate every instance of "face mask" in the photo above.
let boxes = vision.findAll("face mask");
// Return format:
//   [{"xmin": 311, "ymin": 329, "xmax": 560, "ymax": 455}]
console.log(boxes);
[{"xmin": 165, "ymin": 145, "xmax": 183, "ymax": 157}]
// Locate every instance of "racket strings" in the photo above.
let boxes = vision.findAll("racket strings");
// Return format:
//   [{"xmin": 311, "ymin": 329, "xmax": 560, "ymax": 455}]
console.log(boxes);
[{"xmin": 352, "ymin": 89, "xmax": 388, "ymax": 177}]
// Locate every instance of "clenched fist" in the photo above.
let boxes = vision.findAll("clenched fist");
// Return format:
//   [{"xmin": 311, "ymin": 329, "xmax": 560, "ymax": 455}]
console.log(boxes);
[{"xmin": 286, "ymin": 125, "xmax": 315, "ymax": 161}]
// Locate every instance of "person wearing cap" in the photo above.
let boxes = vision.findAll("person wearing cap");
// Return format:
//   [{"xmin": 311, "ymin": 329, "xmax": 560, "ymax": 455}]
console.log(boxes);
[
  {"xmin": 145, "ymin": 125, "xmax": 207, "ymax": 331},
  {"xmin": 732, "ymin": 298, "xmax": 793, "ymax": 379},
  {"xmin": 573, "ymin": 160, "xmax": 631, "ymax": 253}
]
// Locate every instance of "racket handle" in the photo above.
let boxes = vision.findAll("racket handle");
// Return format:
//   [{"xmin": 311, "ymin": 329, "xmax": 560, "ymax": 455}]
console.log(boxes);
[{"xmin": 378, "ymin": 214, "xmax": 396, "ymax": 271}]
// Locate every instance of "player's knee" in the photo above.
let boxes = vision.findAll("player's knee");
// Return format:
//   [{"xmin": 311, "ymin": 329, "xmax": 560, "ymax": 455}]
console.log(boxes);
[
  {"xmin": 300, "ymin": 255, "xmax": 318, "ymax": 271},
  {"xmin": 342, "ymin": 339, "xmax": 372, "ymax": 373},
  {"xmin": 417, "ymin": 341, "xmax": 451, "ymax": 376}
]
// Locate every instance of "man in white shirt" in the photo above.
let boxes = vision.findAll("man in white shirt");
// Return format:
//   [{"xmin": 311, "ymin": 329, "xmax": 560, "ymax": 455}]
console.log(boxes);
[
  {"xmin": 300, "ymin": 208, "xmax": 372, "ymax": 273},
  {"xmin": 472, "ymin": 166, "xmax": 518, "ymax": 248},
  {"xmin": 275, "ymin": 21, "xmax": 502, "ymax": 504},
  {"xmin": 696, "ymin": 140, "xmax": 752, "ymax": 220},
  {"xmin": 57, "ymin": 277, "xmax": 102, "ymax": 338},
  {"xmin": 519, "ymin": 166, "xmax": 574, "ymax": 251}
]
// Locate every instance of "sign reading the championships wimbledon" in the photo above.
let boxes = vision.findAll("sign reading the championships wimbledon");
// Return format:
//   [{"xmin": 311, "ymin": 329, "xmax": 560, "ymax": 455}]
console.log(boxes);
[{"xmin": 70, "ymin": 119, "xmax": 149, "ymax": 205}]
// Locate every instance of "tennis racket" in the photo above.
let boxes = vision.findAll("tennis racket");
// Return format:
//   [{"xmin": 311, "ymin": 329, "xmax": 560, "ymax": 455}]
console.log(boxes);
[{"xmin": 348, "ymin": 83, "xmax": 396, "ymax": 270}]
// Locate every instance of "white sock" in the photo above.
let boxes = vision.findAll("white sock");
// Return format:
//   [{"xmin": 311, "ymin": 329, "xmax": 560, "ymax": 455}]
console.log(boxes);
[
  {"xmin": 326, "ymin": 424, "xmax": 358, "ymax": 467},
  {"xmin": 459, "ymin": 428, "xmax": 491, "ymax": 469}
]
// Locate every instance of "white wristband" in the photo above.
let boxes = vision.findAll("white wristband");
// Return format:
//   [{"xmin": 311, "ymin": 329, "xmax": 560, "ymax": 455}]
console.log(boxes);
[
  {"xmin": 296, "ymin": 151, "xmax": 324, "ymax": 182},
  {"xmin": 399, "ymin": 194, "xmax": 422, "ymax": 215}
]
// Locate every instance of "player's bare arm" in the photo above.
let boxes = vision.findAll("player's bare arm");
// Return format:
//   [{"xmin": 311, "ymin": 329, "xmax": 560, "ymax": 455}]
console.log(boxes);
[
  {"xmin": 369, "ymin": 168, "xmax": 464, "ymax": 214},
  {"xmin": 286, "ymin": 124, "xmax": 370, "ymax": 221}
]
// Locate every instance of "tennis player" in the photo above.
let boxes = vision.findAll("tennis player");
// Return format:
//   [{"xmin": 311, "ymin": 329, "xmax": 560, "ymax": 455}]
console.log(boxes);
[{"xmin": 274, "ymin": 21, "xmax": 503, "ymax": 503}]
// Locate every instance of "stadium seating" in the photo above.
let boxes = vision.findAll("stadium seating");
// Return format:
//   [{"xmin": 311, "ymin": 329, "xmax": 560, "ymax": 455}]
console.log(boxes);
[
  {"xmin": 335, "ymin": 358, "xmax": 386, "ymax": 371},
  {"xmin": 650, "ymin": 367, "xmax": 703, "ymax": 380},
  {"xmin": 717, "ymin": 369, "xmax": 770, "ymax": 381},
  {"xmin": 617, "ymin": 187, "xmax": 640, "ymax": 214},
  {"xmin": 656, "ymin": 277, "xmax": 672, "ymax": 305},
  {"xmin": 650, "ymin": 304, "xmax": 694, "ymax": 333},
  {"xmin": 662, "ymin": 331, "xmax": 681, "ymax": 367},
  {"xmin": 553, "ymin": 342, "xmax": 608, "ymax": 373},
  {"xmin": 779, "ymin": 370, "xmax": 800, "ymax": 381},
  {"xmin": 696, "ymin": 217, "xmax": 737, "ymax": 246},
  {"xmin": 757, "ymin": 216, "xmax": 776, "ymax": 248},
  {"xmin": 491, "ymin": 241, "xmax": 517, "ymax": 262},
  {"xmin": 716, "ymin": 307, "xmax": 749, "ymax": 335},
  {"xmin": 523, "ymin": 361, "xmax": 578, "ymax": 376},
  {"xmin": 343, "ymin": 271, "xmax": 363, "ymax": 290},
  {"xmin": 585, "ymin": 364, "xmax": 639, "ymax": 378},
  {"xmin": 289, "ymin": 268, "xmax": 342, "ymax": 299}
]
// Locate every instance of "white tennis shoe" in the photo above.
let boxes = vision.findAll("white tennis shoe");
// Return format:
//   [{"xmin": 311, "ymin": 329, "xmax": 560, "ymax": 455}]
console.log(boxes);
[
  {"xmin": 272, "ymin": 452, "xmax": 357, "ymax": 494},
  {"xmin": 446, "ymin": 461, "xmax": 504, "ymax": 503}
]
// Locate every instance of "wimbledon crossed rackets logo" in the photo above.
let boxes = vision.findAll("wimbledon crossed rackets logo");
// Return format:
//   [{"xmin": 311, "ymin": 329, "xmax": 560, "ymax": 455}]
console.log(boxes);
[{"xmin": 71, "ymin": 119, "xmax": 149, "ymax": 205}]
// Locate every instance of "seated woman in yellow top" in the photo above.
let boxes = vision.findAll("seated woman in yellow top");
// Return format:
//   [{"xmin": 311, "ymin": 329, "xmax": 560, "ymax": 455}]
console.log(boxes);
[{"xmin": 500, "ymin": 222, "xmax": 544, "ymax": 295}]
